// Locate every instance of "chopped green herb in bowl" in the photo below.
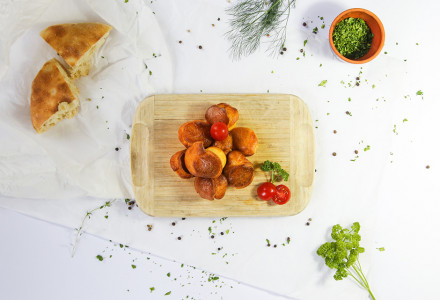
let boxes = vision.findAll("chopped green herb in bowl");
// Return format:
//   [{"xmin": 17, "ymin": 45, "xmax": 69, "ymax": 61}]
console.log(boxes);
[
  {"xmin": 332, "ymin": 18, "xmax": 373, "ymax": 59},
  {"xmin": 329, "ymin": 8, "xmax": 385, "ymax": 64}
]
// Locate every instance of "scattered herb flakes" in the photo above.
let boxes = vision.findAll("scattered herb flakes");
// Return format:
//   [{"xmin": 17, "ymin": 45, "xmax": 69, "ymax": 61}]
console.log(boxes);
[
  {"xmin": 321, "ymin": 24, "xmax": 325, "ymax": 29},
  {"xmin": 101, "ymin": 56, "xmax": 104, "ymax": 58},
  {"xmin": 165, "ymin": 291, "xmax": 171, "ymax": 296},
  {"xmin": 313, "ymin": 27, "xmax": 318, "ymax": 34},
  {"xmin": 403, "ymin": 118, "xmax": 408, "ymax": 123},
  {"xmin": 96, "ymin": 255, "xmax": 104, "ymax": 261},
  {"xmin": 126, "ymin": 133, "xmax": 130, "ymax": 140},
  {"xmin": 304, "ymin": 39, "xmax": 308, "ymax": 47},
  {"xmin": 416, "ymin": 90, "xmax": 423, "ymax": 96},
  {"xmin": 131, "ymin": 264, "xmax": 136, "ymax": 269},
  {"xmin": 167, "ymin": 272, "xmax": 171, "ymax": 277},
  {"xmin": 149, "ymin": 287, "xmax": 155, "ymax": 293},
  {"xmin": 372, "ymin": 84, "xmax": 376, "ymax": 89},
  {"xmin": 208, "ymin": 227, "xmax": 212, "ymax": 234},
  {"xmin": 348, "ymin": 97, "xmax": 351, "ymax": 102},
  {"xmin": 226, "ymin": 229, "xmax": 230, "ymax": 234},
  {"xmin": 364, "ymin": 145, "xmax": 371, "ymax": 151},
  {"xmin": 318, "ymin": 80, "xmax": 327, "ymax": 87},
  {"xmin": 376, "ymin": 247, "xmax": 385, "ymax": 251},
  {"xmin": 319, "ymin": 63, "xmax": 322, "ymax": 67},
  {"xmin": 125, "ymin": 0, "xmax": 128, "ymax": 3},
  {"xmin": 266, "ymin": 239, "xmax": 270, "ymax": 247},
  {"xmin": 149, "ymin": 70, "xmax": 152, "ymax": 76}
]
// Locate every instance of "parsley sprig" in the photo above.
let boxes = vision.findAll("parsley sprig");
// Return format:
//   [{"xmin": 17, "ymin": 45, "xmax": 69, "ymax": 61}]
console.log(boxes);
[
  {"xmin": 317, "ymin": 222, "xmax": 375, "ymax": 300},
  {"xmin": 260, "ymin": 160, "xmax": 289, "ymax": 183}
]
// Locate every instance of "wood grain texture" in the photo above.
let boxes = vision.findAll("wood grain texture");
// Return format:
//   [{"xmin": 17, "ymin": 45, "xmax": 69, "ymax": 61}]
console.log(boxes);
[{"xmin": 131, "ymin": 94, "xmax": 315, "ymax": 217}]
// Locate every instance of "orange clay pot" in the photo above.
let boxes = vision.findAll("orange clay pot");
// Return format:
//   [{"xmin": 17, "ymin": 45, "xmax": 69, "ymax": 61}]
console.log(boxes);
[{"xmin": 329, "ymin": 8, "xmax": 385, "ymax": 64}]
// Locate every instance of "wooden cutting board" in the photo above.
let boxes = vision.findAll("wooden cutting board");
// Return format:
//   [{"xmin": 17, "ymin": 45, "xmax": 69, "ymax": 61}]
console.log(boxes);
[{"xmin": 131, "ymin": 94, "xmax": 315, "ymax": 217}]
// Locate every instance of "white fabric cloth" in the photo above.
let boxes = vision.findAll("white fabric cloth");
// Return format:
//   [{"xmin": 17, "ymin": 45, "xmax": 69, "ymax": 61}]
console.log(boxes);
[
  {"xmin": 1, "ymin": 0, "xmax": 440, "ymax": 299},
  {"xmin": 0, "ymin": 0, "xmax": 172, "ymax": 199}
]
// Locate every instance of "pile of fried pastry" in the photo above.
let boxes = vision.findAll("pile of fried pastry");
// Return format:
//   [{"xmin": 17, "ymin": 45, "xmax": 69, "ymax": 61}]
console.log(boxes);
[{"xmin": 170, "ymin": 103, "xmax": 258, "ymax": 200}]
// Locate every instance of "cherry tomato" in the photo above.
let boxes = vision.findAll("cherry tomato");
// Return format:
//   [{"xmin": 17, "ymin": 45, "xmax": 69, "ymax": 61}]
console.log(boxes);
[
  {"xmin": 210, "ymin": 122, "xmax": 229, "ymax": 141},
  {"xmin": 272, "ymin": 184, "xmax": 291, "ymax": 205},
  {"xmin": 257, "ymin": 182, "xmax": 276, "ymax": 201}
]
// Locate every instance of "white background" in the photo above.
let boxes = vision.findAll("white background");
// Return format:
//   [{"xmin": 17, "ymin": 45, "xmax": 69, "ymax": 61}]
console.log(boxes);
[{"xmin": 1, "ymin": 0, "xmax": 440, "ymax": 299}]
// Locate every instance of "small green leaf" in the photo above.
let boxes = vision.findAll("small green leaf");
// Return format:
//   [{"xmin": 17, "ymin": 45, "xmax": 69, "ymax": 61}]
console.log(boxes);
[
  {"xmin": 416, "ymin": 90, "xmax": 423, "ymax": 95},
  {"xmin": 304, "ymin": 39, "xmax": 308, "ymax": 47},
  {"xmin": 131, "ymin": 265, "xmax": 136, "ymax": 269},
  {"xmin": 126, "ymin": 133, "xmax": 130, "ymax": 140},
  {"xmin": 364, "ymin": 145, "xmax": 371, "ymax": 151},
  {"xmin": 376, "ymin": 247, "xmax": 385, "ymax": 251},
  {"xmin": 403, "ymin": 118, "xmax": 408, "ymax": 123},
  {"xmin": 167, "ymin": 272, "xmax": 170, "ymax": 277},
  {"xmin": 149, "ymin": 287, "xmax": 155, "ymax": 293},
  {"xmin": 96, "ymin": 255, "xmax": 103, "ymax": 261},
  {"xmin": 165, "ymin": 291, "xmax": 171, "ymax": 296},
  {"xmin": 318, "ymin": 80, "xmax": 327, "ymax": 87}
]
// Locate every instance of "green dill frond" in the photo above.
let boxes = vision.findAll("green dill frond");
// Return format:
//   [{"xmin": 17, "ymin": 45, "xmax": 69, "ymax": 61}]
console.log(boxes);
[{"xmin": 226, "ymin": 0, "xmax": 296, "ymax": 60}]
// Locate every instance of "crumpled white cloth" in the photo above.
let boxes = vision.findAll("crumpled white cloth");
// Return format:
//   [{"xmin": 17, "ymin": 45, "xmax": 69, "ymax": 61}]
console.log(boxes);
[{"xmin": 0, "ymin": 0, "xmax": 172, "ymax": 199}]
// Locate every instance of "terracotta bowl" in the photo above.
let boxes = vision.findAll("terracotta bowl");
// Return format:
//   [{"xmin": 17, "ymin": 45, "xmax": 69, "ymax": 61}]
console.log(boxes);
[{"xmin": 329, "ymin": 8, "xmax": 385, "ymax": 64}]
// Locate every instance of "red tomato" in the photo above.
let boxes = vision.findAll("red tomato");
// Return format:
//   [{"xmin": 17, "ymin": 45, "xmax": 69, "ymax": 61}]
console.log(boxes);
[
  {"xmin": 272, "ymin": 185, "xmax": 291, "ymax": 205},
  {"xmin": 257, "ymin": 182, "xmax": 276, "ymax": 200},
  {"xmin": 210, "ymin": 122, "xmax": 229, "ymax": 141}
]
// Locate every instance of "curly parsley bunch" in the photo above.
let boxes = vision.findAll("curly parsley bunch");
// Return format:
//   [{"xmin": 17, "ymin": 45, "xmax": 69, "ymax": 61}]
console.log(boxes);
[{"xmin": 317, "ymin": 222, "xmax": 375, "ymax": 300}]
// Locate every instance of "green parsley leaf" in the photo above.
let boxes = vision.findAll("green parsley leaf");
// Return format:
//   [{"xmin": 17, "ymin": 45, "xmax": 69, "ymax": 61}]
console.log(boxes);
[
  {"xmin": 150, "ymin": 287, "xmax": 155, "ymax": 293},
  {"xmin": 131, "ymin": 265, "xmax": 136, "ymax": 269},
  {"xmin": 318, "ymin": 80, "xmax": 327, "ymax": 87},
  {"xmin": 364, "ymin": 145, "xmax": 371, "ymax": 151},
  {"xmin": 317, "ymin": 222, "xmax": 375, "ymax": 298},
  {"xmin": 165, "ymin": 291, "xmax": 171, "ymax": 296},
  {"xmin": 416, "ymin": 90, "xmax": 423, "ymax": 95},
  {"xmin": 167, "ymin": 272, "xmax": 170, "ymax": 277},
  {"xmin": 96, "ymin": 255, "xmax": 103, "ymax": 261}
]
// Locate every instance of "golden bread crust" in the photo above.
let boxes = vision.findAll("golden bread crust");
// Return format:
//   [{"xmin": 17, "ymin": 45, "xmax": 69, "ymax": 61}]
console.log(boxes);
[
  {"xmin": 40, "ymin": 23, "xmax": 112, "ymax": 67},
  {"xmin": 30, "ymin": 59, "xmax": 78, "ymax": 133}
]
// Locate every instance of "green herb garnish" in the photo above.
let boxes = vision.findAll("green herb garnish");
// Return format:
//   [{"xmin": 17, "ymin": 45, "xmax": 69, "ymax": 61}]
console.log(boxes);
[
  {"xmin": 332, "ymin": 18, "xmax": 373, "ymax": 59},
  {"xmin": 317, "ymin": 222, "xmax": 376, "ymax": 300},
  {"xmin": 96, "ymin": 255, "xmax": 103, "ymax": 261},
  {"xmin": 260, "ymin": 160, "xmax": 289, "ymax": 182},
  {"xmin": 318, "ymin": 80, "xmax": 327, "ymax": 87}
]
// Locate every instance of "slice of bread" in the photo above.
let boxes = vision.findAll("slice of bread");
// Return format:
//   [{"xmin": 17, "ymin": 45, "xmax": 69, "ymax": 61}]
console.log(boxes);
[
  {"xmin": 40, "ymin": 23, "xmax": 112, "ymax": 79},
  {"xmin": 31, "ymin": 58, "xmax": 80, "ymax": 133}
]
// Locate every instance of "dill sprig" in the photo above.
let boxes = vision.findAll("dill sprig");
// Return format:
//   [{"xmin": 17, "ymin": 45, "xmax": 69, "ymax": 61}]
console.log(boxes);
[
  {"xmin": 226, "ymin": 0, "xmax": 296, "ymax": 59},
  {"xmin": 71, "ymin": 200, "xmax": 115, "ymax": 257}
]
